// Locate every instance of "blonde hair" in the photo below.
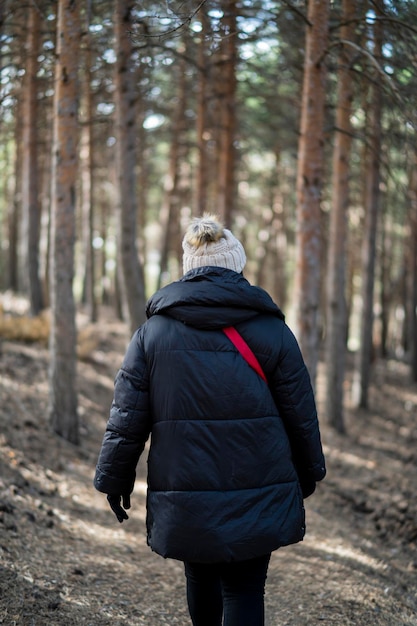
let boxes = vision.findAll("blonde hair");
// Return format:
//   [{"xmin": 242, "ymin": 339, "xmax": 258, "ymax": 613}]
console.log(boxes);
[{"xmin": 184, "ymin": 214, "xmax": 224, "ymax": 247}]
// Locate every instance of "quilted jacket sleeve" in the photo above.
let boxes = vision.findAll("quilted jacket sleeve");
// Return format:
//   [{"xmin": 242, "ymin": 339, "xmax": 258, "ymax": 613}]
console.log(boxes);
[
  {"xmin": 94, "ymin": 330, "xmax": 152, "ymax": 496},
  {"xmin": 270, "ymin": 324, "xmax": 326, "ymax": 495}
]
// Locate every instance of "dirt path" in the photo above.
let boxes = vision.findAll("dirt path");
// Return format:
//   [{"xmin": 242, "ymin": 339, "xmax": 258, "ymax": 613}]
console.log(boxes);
[{"xmin": 1, "ymin": 320, "xmax": 416, "ymax": 625}]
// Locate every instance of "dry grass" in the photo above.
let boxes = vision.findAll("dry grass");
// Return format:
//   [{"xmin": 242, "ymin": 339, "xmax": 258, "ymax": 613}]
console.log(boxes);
[{"xmin": 0, "ymin": 293, "xmax": 107, "ymax": 361}]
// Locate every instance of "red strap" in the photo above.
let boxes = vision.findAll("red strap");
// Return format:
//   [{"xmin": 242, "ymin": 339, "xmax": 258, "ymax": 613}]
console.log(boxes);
[{"xmin": 223, "ymin": 326, "xmax": 267, "ymax": 383}]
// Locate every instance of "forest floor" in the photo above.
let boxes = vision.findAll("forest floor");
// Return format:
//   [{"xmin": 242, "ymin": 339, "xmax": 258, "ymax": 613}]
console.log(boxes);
[{"xmin": 1, "ymin": 304, "xmax": 417, "ymax": 625}]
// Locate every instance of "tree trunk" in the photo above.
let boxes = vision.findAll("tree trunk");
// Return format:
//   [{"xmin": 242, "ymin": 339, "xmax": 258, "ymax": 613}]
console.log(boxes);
[
  {"xmin": 256, "ymin": 148, "xmax": 288, "ymax": 309},
  {"xmin": 99, "ymin": 199, "xmax": 110, "ymax": 305},
  {"xmin": 1, "ymin": 0, "xmax": 17, "ymax": 291},
  {"xmin": 6, "ymin": 7, "xmax": 26, "ymax": 294},
  {"xmin": 48, "ymin": 0, "xmax": 80, "ymax": 445},
  {"xmin": 21, "ymin": 3, "xmax": 44, "ymax": 315},
  {"xmin": 325, "ymin": 0, "xmax": 356, "ymax": 433},
  {"xmin": 135, "ymin": 62, "xmax": 147, "ymax": 266},
  {"xmin": 114, "ymin": 0, "xmax": 146, "ymax": 334},
  {"xmin": 409, "ymin": 155, "xmax": 417, "ymax": 382},
  {"xmin": 379, "ymin": 208, "xmax": 390, "ymax": 359},
  {"xmin": 195, "ymin": 12, "xmax": 209, "ymax": 216},
  {"xmin": 8, "ymin": 127, "xmax": 21, "ymax": 292},
  {"xmin": 80, "ymin": 15, "xmax": 97, "ymax": 322},
  {"xmin": 352, "ymin": 2, "xmax": 383, "ymax": 409},
  {"xmin": 294, "ymin": 0, "xmax": 329, "ymax": 388},
  {"xmin": 217, "ymin": 0, "xmax": 237, "ymax": 227},
  {"xmin": 158, "ymin": 39, "xmax": 189, "ymax": 286}
]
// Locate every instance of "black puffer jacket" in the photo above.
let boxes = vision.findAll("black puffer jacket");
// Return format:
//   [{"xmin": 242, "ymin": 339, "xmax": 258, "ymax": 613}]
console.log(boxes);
[{"xmin": 94, "ymin": 267, "xmax": 326, "ymax": 563}]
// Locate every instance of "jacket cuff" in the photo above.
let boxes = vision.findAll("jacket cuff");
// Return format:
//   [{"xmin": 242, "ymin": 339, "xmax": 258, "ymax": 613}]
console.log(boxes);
[{"xmin": 93, "ymin": 468, "xmax": 135, "ymax": 496}]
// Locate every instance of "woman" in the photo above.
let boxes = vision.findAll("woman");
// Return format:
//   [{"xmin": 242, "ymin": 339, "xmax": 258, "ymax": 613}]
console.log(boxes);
[{"xmin": 94, "ymin": 214, "xmax": 326, "ymax": 626}]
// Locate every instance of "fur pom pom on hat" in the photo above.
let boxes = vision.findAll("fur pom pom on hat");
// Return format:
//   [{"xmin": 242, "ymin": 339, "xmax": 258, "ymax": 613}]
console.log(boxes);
[{"xmin": 182, "ymin": 214, "xmax": 246, "ymax": 274}]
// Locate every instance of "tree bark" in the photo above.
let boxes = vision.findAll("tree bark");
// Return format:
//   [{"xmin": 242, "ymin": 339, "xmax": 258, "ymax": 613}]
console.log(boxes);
[
  {"xmin": 352, "ymin": 1, "xmax": 383, "ymax": 409},
  {"xmin": 325, "ymin": 0, "xmax": 356, "ymax": 433},
  {"xmin": 8, "ymin": 122, "xmax": 22, "ymax": 292},
  {"xmin": 294, "ymin": 0, "xmax": 329, "ymax": 388},
  {"xmin": 256, "ymin": 148, "xmax": 288, "ymax": 309},
  {"xmin": 6, "ymin": 5, "xmax": 26, "ymax": 293},
  {"xmin": 158, "ymin": 41, "xmax": 188, "ymax": 286},
  {"xmin": 22, "ymin": 3, "xmax": 44, "ymax": 315},
  {"xmin": 409, "ymin": 155, "xmax": 417, "ymax": 382},
  {"xmin": 379, "ymin": 208, "xmax": 390, "ymax": 359},
  {"xmin": 216, "ymin": 0, "xmax": 238, "ymax": 227},
  {"xmin": 114, "ymin": 0, "xmax": 146, "ymax": 334},
  {"xmin": 48, "ymin": 0, "xmax": 80, "ymax": 445},
  {"xmin": 80, "ymin": 13, "xmax": 97, "ymax": 322},
  {"xmin": 195, "ymin": 12, "xmax": 209, "ymax": 216}
]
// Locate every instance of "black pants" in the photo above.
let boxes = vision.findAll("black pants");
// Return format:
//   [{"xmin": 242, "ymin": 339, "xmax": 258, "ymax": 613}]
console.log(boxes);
[{"xmin": 184, "ymin": 554, "xmax": 271, "ymax": 626}]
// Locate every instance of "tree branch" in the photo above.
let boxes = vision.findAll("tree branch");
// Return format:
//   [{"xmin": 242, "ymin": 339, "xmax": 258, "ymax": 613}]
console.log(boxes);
[
  {"xmin": 319, "ymin": 39, "xmax": 400, "ymax": 101},
  {"xmin": 131, "ymin": 0, "xmax": 208, "ymax": 41}
]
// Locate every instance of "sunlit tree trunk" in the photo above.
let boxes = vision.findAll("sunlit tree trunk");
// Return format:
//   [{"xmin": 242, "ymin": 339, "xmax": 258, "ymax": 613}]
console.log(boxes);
[
  {"xmin": 325, "ymin": 0, "xmax": 356, "ymax": 433},
  {"xmin": 217, "ymin": 0, "xmax": 237, "ymax": 228},
  {"xmin": 21, "ymin": 3, "xmax": 44, "ymax": 315},
  {"xmin": 352, "ymin": 2, "xmax": 383, "ymax": 409},
  {"xmin": 114, "ymin": 0, "xmax": 146, "ymax": 334},
  {"xmin": 294, "ymin": 0, "xmax": 329, "ymax": 387},
  {"xmin": 49, "ymin": 0, "xmax": 80, "ymax": 445}
]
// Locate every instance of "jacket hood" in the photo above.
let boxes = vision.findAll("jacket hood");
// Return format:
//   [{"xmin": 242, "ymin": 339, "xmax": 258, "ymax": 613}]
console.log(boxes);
[{"xmin": 146, "ymin": 267, "xmax": 284, "ymax": 330}]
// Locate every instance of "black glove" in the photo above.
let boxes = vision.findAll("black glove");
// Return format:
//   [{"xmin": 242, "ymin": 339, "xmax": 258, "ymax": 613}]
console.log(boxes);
[
  {"xmin": 107, "ymin": 494, "xmax": 131, "ymax": 523},
  {"xmin": 294, "ymin": 464, "xmax": 316, "ymax": 499},
  {"xmin": 299, "ymin": 477, "xmax": 316, "ymax": 499}
]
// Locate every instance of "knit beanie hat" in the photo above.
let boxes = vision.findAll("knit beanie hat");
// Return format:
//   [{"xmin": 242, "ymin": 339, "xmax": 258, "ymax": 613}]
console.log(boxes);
[{"xmin": 182, "ymin": 214, "xmax": 246, "ymax": 274}]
